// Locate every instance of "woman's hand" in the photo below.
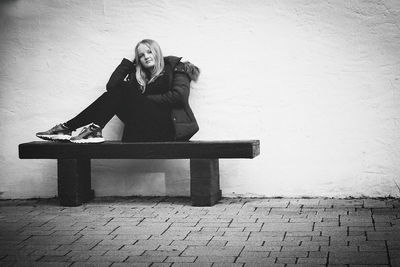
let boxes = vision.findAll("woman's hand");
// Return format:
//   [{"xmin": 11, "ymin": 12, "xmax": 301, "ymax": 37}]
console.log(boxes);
[{"xmin": 106, "ymin": 58, "xmax": 135, "ymax": 92}]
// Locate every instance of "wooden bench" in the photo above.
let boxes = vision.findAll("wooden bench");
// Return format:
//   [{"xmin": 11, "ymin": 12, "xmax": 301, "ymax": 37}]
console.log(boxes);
[{"xmin": 19, "ymin": 140, "xmax": 260, "ymax": 207}]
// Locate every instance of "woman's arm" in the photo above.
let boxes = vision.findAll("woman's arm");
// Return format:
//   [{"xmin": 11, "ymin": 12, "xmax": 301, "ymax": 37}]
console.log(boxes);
[
  {"xmin": 106, "ymin": 58, "xmax": 135, "ymax": 92},
  {"xmin": 146, "ymin": 71, "xmax": 190, "ymax": 107}
]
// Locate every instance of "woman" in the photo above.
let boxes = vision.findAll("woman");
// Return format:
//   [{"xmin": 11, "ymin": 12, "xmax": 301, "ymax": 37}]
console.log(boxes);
[{"xmin": 36, "ymin": 39, "xmax": 200, "ymax": 143}]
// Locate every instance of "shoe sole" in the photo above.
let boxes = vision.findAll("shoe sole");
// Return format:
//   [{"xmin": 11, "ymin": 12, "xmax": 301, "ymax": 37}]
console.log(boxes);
[
  {"xmin": 70, "ymin": 137, "xmax": 105, "ymax": 144},
  {"xmin": 37, "ymin": 134, "xmax": 71, "ymax": 141}
]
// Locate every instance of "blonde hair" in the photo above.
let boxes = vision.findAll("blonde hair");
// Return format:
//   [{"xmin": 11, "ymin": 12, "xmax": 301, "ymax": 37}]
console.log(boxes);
[{"xmin": 134, "ymin": 39, "xmax": 164, "ymax": 93}]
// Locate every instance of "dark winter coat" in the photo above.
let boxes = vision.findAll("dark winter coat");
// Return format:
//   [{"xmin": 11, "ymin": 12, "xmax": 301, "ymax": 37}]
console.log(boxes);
[{"xmin": 106, "ymin": 56, "xmax": 200, "ymax": 141}]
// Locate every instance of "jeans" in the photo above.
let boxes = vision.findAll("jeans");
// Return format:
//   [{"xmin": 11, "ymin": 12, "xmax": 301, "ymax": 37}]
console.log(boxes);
[{"xmin": 64, "ymin": 84, "xmax": 174, "ymax": 142}]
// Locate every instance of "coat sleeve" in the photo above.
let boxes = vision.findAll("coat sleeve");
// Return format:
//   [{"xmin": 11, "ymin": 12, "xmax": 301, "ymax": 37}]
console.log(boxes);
[
  {"xmin": 145, "ymin": 68, "xmax": 190, "ymax": 108},
  {"xmin": 106, "ymin": 58, "xmax": 135, "ymax": 92}
]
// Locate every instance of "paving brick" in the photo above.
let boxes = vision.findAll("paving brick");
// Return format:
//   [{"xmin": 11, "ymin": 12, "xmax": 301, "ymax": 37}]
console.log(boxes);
[
  {"xmin": 125, "ymin": 255, "xmax": 167, "ymax": 263},
  {"xmin": 329, "ymin": 252, "xmax": 389, "ymax": 264},
  {"xmin": 263, "ymin": 240, "xmax": 301, "ymax": 246},
  {"xmin": 269, "ymin": 251, "xmax": 308, "ymax": 258},
  {"xmin": 239, "ymin": 251, "xmax": 270, "ymax": 257},
  {"xmin": 157, "ymin": 245, "xmax": 187, "ymax": 252},
  {"xmin": 91, "ymin": 244, "xmax": 124, "ymax": 251},
  {"xmin": 301, "ymin": 240, "xmax": 329, "ymax": 247},
  {"xmin": 143, "ymin": 250, "xmax": 181, "ymax": 257},
  {"xmin": 87, "ymin": 255, "xmax": 128, "ymax": 262},
  {"xmin": 168, "ymin": 226, "xmax": 202, "ymax": 232},
  {"xmin": 243, "ymin": 245, "xmax": 281, "ymax": 252},
  {"xmin": 226, "ymin": 241, "xmax": 263, "ymax": 247},
  {"xmin": 71, "ymin": 262, "xmax": 114, "ymax": 267},
  {"xmin": 200, "ymin": 227, "xmax": 219, "ymax": 232},
  {"xmin": 367, "ymin": 231, "xmax": 400, "ymax": 241},
  {"xmin": 1, "ymin": 254, "xmax": 43, "ymax": 262},
  {"xmin": 387, "ymin": 240, "xmax": 400, "ymax": 249},
  {"xmin": 248, "ymin": 231, "xmax": 285, "ymax": 241},
  {"xmin": 218, "ymin": 227, "xmax": 245, "ymax": 232},
  {"xmin": 165, "ymin": 256, "xmax": 196, "ymax": 263},
  {"xmin": 207, "ymin": 240, "xmax": 228, "ymax": 246},
  {"xmin": 235, "ymin": 256, "xmax": 275, "ymax": 264},
  {"xmin": 212, "ymin": 236, "xmax": 248, "ymax": 242},
  {"xmin": 181, "ymin": 246, "xmax": 243, "ymax": 256},
  {"xmin": 284, "ymin": 236, "xmax": 312, "ymax": 242},
  {"xmin": 151, "ymin": 263, "xmax": 172, "ymax": 267},
  {"xmin": 244, "ymin": 226, "xmax": 263, "ymax": 231},
  {"xmin": 120, "ymin": 244, "xmax": 159, "ymax": 251},
  {"xmin": 195, "ymin": 256, "xmax": 236, "ymax": 263},
  {"xmin": 243, "ymin": 264, "xmax": 284, "ymax": 267},
  {"xmin": 255, "ymin": 217, "xmax": 289, "ymax": 223},
  {"xmin": 358, "ymin": 244, "xmax": 387, "ymax": 252},
  {"xmin": 297, "ymin": 257, "xmax": 327, "ymax": 264},
  {"xmin": 113, "ymin": 234, "xmax": 151, "ymax": 240},
  {"xmin": 391, "ymin": 258, "xmax": 400, "ymax": 266},
  {"xmin": 309, "ymin": 251, "xmax": 329, "ymax": 258},
  {"xmin": 281, "ymin": 245, "xmax": 319, "ymax": 251},
  {"xmin": 67, "ymin": 250, "xmax": 108, "ymax": 258},
  {"xmin": 97, "ymin": 239, "xmax": 134, "ymax": 246},
  {"xmin": 389, "ymin": 249, "xmax": 400, "ymax": 259},
  {"xmin": 276, "ymin": 257, "xmax": 296, "ymax": 264},
  {"xmin": 171, "ymin": 263, "xmax": 212, "ymax": 267},
  {"xmin": 34, "ymin": 263, "xmax": 72, "ymax": 267},
  {"xmin": 103, "ymin": 250, "xmax": 144, "ymax": 257},
  {"xmin": 286, "ymin": 265, "xmax": 325, "ymax": 267},
  {"xmin": 212, "ymin": 264, "xmax": 244, "ymax": 267},
  {"xmin": 261, "ymin": 223, "xmax": 313, "ymax": 232},
  {"xmin": 39, "ymin": 255, "xmax": 71, "ymax": 262},
  {"xmin": 135, "ymin": 239, "xmax": 173, "ymax": 246},
  {"xmin": 330, "ymin": 236, "xmax": 367, "ymax": 242},
  {"xmin": 31, "ymin": 249, "xmax": 71, "ymax": 256},
  {"xmin": 320, "ymin": 245, "xmax": 358, "ymax": 252},
  {"xmin": 223, "ymin": 231, "xmax": 250, "ymax": 237},
  {"xmin": 285, "ymin": 231, "xmax": 320, "ymax": 237},
  {"xmin": 114, "ymin": 226, "xmax": 168, "ymax": 235},
  {"xmin": 171, "ymin": 240, "xmax": 208, "ymax": 247}
]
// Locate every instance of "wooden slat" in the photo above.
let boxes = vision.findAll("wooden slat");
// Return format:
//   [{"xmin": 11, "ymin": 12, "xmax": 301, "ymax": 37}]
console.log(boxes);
[{"xmin": 19, "ymin": 140, "xmax": 260, "ymax": 159}]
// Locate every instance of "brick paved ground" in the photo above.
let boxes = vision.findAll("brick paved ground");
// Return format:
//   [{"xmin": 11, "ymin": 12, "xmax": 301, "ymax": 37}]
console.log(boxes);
[{"xmin": 0, "ymin": 197, "xmax": 399, "ymax": 267}]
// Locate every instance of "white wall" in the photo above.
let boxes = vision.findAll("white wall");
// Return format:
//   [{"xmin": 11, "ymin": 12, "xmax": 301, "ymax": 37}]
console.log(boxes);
[{"xmin": 1, "ymin": 0, "xmax": 400, "ymax": 199}]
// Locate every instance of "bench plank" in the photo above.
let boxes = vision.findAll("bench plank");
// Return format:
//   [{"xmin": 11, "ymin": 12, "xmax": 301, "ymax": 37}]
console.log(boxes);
[{"xmin": 19, "ymin": 140, "xmax": 260, "ymax": 159}]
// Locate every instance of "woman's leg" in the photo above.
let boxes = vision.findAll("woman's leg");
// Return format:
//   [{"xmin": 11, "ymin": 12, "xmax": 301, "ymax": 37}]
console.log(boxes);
[{"xmin": 64, "ymin": 88, "xmax": 126, "ymax": 130}]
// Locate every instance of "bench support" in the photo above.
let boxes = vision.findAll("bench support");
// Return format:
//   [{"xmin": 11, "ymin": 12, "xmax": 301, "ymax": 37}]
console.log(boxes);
[
  {"xmin": 57, "ymin": 158, "xmax": 221, "ymax": 207},
  {"xmin": 190, "ymin": 159, "xmax": 222, "ymax": 206},
  {"xmin": 57, "ymin": 159, "xmax": 94, "ymax": 206}
]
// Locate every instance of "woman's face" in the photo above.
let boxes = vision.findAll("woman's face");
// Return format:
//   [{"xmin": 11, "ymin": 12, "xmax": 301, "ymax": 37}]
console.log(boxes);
[{"xmin": 137, "ymin": 44, "xmax": 155, "ymax": 69}]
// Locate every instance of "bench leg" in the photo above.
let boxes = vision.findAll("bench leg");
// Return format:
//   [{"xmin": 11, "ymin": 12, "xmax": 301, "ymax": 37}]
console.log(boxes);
[
  {"xmin": 57, "ymin": 159, "xmax": 94, "ymax": 207},
  {"xmin": 190, "ymin": 158, "xmax": 222, "ymax": 206}
]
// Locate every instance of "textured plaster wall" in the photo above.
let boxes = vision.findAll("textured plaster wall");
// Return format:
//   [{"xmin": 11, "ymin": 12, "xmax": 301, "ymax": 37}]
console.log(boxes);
[{"xmin": 1, "ymin": 0, "xmax": 400, "ymax": 199}]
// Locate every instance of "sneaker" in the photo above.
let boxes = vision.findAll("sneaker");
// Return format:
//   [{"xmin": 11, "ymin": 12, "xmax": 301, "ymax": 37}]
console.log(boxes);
[
  {"xmin": 36, "ymin": 124, "xmax": 72, "ymax": 141},
  {"xmin": 70, "ymin": 123, "xmax": 105, "ymax": 144}
]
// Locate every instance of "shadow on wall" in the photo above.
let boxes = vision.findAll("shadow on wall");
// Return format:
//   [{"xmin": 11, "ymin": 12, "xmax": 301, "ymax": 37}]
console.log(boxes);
[
  {"xmin": 0, "ymin": 1, "xmax": 18, "ymax": 62},
  {"xmin": 92, "ymin": 159, "xmax": 190, "ymax": 197}
]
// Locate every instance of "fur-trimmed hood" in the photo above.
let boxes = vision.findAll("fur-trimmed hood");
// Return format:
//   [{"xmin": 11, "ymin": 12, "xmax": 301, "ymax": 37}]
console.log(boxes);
[
  {"xmin": 180, "ymin": 61, "xmax": 200, "ymax": 82},
  {"xmin": 164, "ymin": 56, "xmax": 200, "ymax": 82}
]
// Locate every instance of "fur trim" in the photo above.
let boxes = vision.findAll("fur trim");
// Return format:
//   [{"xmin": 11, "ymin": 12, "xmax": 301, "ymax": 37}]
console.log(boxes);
[{"xmin": 182, "ymin": 61, "xmax": 200, "ymax": 82}]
